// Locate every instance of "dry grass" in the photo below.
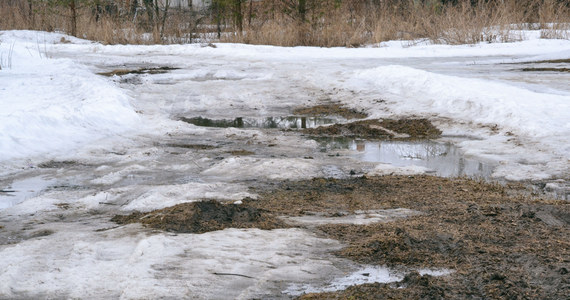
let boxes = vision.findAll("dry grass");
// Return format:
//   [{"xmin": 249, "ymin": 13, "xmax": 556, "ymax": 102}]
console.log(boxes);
[
  {"xmin": 249, "ymin": 175, "xmax": 569, "ymax": 299},
  {"xmin": 0, "ymin": 0, "xmax": 568, "ymax": 46}
]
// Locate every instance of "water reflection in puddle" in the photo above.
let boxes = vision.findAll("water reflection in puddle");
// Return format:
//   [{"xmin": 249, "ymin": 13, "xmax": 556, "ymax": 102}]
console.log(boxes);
[
  {"xmin": 0, "ymin": 177, "xmax": 55, "ymax": 210},
  {"xmin": 180, "ymin": 116, "xmax": 339, "ymax": 129},
  {"xmin": 318, "ymin": 137, "xmax": 495, "ymax": 179}
]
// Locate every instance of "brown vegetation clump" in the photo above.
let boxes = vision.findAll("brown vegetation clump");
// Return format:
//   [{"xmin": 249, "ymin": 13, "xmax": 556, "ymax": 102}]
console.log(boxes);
[
  {"xmin": 303, "ymin": 118, "xmax": 441, "ymax": 139},
  {"xmin": 112, "ymin": 200, "xmax": 287, "ymax": 234}
]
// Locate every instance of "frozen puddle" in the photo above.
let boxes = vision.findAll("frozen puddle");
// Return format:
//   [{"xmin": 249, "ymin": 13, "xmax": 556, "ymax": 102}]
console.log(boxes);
[
  {"xmin": 0, "ymin": 177, "xmax": 55, "ymax": 210},
  {"xmin": 319, "ymin": 138, "xmax": 495, "ymax": 179},
  {"xmin": 180, "ymin": 116, "xmax": 339, "ymax": 129},
  {"xmin": 284, "ymin": 265, "xmax": 453, "ymax": 296}
]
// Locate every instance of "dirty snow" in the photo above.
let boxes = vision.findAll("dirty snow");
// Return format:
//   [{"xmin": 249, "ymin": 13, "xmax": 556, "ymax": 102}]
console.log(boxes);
[{"xmin": 0, "ymin": 29, "xmax": 569, "ymax": 298}]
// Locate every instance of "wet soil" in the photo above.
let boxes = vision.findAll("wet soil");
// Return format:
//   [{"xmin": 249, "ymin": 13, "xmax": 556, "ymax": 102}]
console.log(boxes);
[
  {"xmin": 247, "ymin": 176, "xmax": 568, "ymax": 299},
  {"xmin": 97, "ymin": 66, "xmax": 179, "ymax": 77},
  {"xmin": 38, "ymin": 160, "xmax": 87, "ymax": 168},
  {"xmin": 111, "ymin": 200, "xmax": 287, "ymax": 234},
  {"xmin": 227, "ymin": 150, "xmax": 255, "ymax": 156},
  {"xmin": 160, "ymin": 143, "xmax": 218, "ymax": 150},
  {"xmin": 521, "ymin": 67, "xmax": 570, "ymax": 72},
  {"xmin": 293, "ymin": 104, "xmax": 368, "ymax": 119},
  {"xmin": 302, "ymin": 119, "xmax": 442, "ymax": 139},
  {"xmin": 515, "ymin": 59, "xmax": 570, "ymax": 64}
]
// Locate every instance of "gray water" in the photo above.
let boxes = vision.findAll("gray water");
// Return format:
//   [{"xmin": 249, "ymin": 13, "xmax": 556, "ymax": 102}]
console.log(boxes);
[{"xmin": 317, "ymin": 137, "xmax": 495, "ymax": 179}]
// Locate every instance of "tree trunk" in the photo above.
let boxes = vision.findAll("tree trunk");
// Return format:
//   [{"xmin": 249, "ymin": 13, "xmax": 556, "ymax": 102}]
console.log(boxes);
[
  {"xmin": 234, "ymin": 0, "xmax": 243, "ymax": 33},
  {"xmin": 28, "ymin": 0, "xmax": 34, "ymax": 28},
  {"xmin": 248, "ymin": 0, "xmax": 253, "ymax": 26},
  {"xmin": 298, "ymin": 0, "xmax": 306, "ymax": 22},
  {"xmin": 69, "ymin": 0, "xmax": 77, "ymax": 36}
]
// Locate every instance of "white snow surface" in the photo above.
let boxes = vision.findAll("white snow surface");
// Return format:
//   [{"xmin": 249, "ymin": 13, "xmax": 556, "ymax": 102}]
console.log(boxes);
[{"xmin": 0, "ymin": 31, "xmax": 139, "ymax": 161}]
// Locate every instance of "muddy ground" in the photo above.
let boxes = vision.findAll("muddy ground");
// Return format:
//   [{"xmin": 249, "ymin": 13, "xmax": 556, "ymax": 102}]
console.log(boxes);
[
  {"xmin": 114, "ymin": 175, "xmax": 569, "ymax": 299},
  {"xmin": 302, "ymin": 118, "xmax": 442, "ymax": 139}
]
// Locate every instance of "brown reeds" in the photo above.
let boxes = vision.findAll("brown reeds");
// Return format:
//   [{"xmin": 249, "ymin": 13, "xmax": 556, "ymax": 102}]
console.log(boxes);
[{"xmin": 0, "ymin": 0, "xmax": 568, "ymax": 46}]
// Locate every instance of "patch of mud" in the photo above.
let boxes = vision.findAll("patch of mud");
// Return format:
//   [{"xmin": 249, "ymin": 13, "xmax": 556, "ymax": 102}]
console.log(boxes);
[
  {"xmin": 97, "ymin": 66, "xmax": 179, "ymax": 77},
  {"xmin": 293, "ymin": 104, "xmax": 368, "ymax": 119},
  {"xmin": 160, "ymin": 143, "xmax": 218, "ymax": 150},
  {"xmin": 37, "ymin": 160, "xmax": 82, "ymax": 168},
  {"xmin": 256, "ymin": 176, "xmax": 569, "ymax": 299},
  {"xmin": 228, "ymin": 150, "xmax": 255, "ymax": 156},
  {"xmin": 303, "ymin": 119, "xmax": 441, "ymax": 139},
  {"xmin": 112, "ymin": 200, "xmax": 287, "ymax": 234},
  {"xmin": 521, "ymin": 67, "xmax": 570, "ymax": 72},
  {"xmin": 514, "ymin": 58, "xmax": 570, "ymax": 64}
]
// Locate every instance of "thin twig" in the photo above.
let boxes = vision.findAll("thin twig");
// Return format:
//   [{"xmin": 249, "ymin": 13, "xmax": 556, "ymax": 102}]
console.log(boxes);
[{"xmin": 213, "ymin": 272, "xmax": 256, "ymax": 279}]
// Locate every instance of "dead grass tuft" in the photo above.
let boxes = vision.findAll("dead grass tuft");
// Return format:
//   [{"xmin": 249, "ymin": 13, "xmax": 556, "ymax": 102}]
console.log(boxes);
[
  {"xmin": 112, "ymin": 200, "xmax": 287, "ymax": 234},
  {"xmin": 302, "ymin": 118, "xmax": 441, "ymax": 139}
]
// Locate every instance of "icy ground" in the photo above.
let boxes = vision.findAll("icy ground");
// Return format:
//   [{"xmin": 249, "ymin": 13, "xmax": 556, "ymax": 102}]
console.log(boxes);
[{"xmin": 0, "ymin": 30, "xmax": 569, "ymax": 298}]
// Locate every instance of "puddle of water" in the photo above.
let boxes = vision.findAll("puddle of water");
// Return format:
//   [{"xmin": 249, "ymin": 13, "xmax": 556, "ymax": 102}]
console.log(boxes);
[
  {"xmin": 180, "ymin": 116, "xmax": 339, "ymax": 129},
  {"xmin": 317, "ymin": 137, "xmax": 495, "ymax": 179},
  {"xmin": 97, "ymin": 66, "xmax": 179, "ymax": 77},
  {"xmin": 0, "ymin": 177, "xmax": 55, "ymax": 210}
]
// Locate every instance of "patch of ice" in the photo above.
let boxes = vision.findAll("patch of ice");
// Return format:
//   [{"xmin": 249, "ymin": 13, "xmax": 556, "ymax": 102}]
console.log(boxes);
[
  {"xmin": 123, "ymin": 182, "xmax": 255, "ymax": 212},
  {"xmin": 202, "ymin": 157, "xmax": 320, "ymax": 180},
  {"xmin": 284, "ymin": 266, "xmax": 454, "ymax": 296},
  {"xmin": 0, "ymin": 176, "xmax": 55, "ymax": 210},
  {"xmin": 281, "ymin": 209, "xmax": 421, "ymax": 226}
]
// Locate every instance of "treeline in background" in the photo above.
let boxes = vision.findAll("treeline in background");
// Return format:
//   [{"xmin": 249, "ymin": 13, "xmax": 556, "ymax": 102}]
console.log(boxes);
[{"xmin": 1, "ymin": 0, "xmax": 569, "ymax": 46}]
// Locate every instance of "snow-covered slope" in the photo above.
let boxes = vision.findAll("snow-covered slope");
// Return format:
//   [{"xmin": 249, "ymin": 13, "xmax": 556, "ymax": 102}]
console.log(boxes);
[{"xmin": 0, "ymin": 31, "xmax": 139, "ymax": 161}]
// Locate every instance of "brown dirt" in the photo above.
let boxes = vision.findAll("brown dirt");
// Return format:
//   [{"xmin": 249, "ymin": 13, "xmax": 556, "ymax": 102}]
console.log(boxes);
[
  {"xmin": 228, "ymin": 150, "xmax": 255, "ymax": 156},
  {"xmin": 161, "ymin": 143, "xmax": 218, "ymax": 150},
  {"xmin": 302, "ymin": 118, "xmax": 441, "ymax": 139},
  {"xmin": 38, "ymin": 160, "xmax": 86, "ymax": 168},
  {"xmin": 111, "ymin": 200, "xmax": 287, "ymax": 234},
  {"xmin": 247, "ymin": 176, "xmax": 569, "ymax": 299},
  {"xmin": 293, "ymin": 104, "xmax": 368, "ymax": 119},
  {"xmin": 521, "ymin": 67, "xmax": 570, "ymax": 72},
  {"xmin": 523, "ymin": 59, "xmax": 570, "ymax": 64},
  {"xmin": 97, "ymin": 66, "xmax": 179, "ymax": 77}
]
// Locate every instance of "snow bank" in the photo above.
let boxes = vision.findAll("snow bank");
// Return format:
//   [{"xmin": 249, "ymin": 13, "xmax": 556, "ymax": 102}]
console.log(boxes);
[
  {"xmin": 0, "ymin": 31, "xmax": 139, "ymax": 161},
  {"xmin": 352, "ymin": 65, "xmax": 569, "ymax": 140},
  {"xmin": 347, "ymin": 65, "xmax": 570, "ymax": 178}
]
